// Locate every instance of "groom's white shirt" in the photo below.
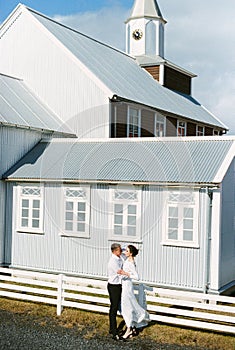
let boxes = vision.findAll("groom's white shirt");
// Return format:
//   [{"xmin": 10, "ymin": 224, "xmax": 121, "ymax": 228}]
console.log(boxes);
[{"xmin": 108, "ymin": 253, "xmax": 123, "ymax": 284}]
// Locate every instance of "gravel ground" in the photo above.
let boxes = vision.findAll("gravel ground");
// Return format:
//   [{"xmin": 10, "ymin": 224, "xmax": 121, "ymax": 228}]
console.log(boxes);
[{"xmin": 0, "ymin": 309, "xmax": 204, "ymax": 350}]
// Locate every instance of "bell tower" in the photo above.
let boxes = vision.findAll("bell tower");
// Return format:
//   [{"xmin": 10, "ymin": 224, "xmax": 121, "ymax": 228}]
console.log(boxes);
[
  {"xmin": 125, "ymin": 0, "xmax": 167, "ymax": 58},
  {"xmin": 125, "ymin": 0, "xmax": 196, "ymax": 96}
]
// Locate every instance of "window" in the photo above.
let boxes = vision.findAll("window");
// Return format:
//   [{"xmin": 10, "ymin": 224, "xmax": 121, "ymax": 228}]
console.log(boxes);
[
  {"xmin": 111, "ymin": 186, "xmax": 141, "ymax": 241},
  {"xmin": 62, "ymin": 186, "xmax": 90, "ymax": 237},
  {"xmin": 155, "ymin": 113, "xmax": 165, "ymax": 137},
  {"xmin": 177, "ymin": 121, "xmax": 186, "ymax": 136},
  {"xmin": 213, "ymin": 130, "xmax": 219, "ymax": 136},
  {"xmin": 128, "ymin": 107, "xmax": 141, "ymax": 137},
  {"xmin": 196, "ymin": 125, "xmax": 205, "ymax": 136},
  {"xmin": 163, "ymin": 189, "xmax": 199, "ymax": 247},
  {"xmin": 17, "ymin": 184, "xmax": 44, "ymax": 233}
]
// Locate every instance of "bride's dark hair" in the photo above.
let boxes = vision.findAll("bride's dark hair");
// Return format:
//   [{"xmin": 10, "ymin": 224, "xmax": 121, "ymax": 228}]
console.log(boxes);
[{"xmin": 128, "ymin": 245, "xmax": 139, "ymax": 257}]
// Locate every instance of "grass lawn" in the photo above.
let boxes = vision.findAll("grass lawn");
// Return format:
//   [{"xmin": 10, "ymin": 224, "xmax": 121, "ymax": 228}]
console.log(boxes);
[{"xmin": 0, "ymin": 297, "xmax": 234, "ymax": 350}]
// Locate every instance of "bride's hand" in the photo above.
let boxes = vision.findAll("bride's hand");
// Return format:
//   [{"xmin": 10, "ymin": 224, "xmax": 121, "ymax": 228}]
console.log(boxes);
[{"xmin": 117, "ymin": 269, "xmax": 123, "ymax": 274}]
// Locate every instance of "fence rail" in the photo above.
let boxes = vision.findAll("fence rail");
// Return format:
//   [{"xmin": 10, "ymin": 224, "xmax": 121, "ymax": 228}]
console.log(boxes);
[{"xmin": 0, "ymin": 267, "xmax": 235, "ymax": 334}]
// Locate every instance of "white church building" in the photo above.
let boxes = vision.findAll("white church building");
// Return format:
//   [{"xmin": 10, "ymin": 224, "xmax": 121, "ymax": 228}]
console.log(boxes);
[{"xmin": 0, "ymin": 0, "xmax": 235, "ymax": 295}]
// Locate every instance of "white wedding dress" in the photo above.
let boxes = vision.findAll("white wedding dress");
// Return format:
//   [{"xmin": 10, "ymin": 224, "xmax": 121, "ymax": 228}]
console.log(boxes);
[{"xmin": 121, "ymin": 259, "xmax": 150, "ymax": 328}]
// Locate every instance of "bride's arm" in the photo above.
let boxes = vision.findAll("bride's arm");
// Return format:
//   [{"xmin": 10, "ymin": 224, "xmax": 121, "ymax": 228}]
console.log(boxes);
[{"xmin": 118, "ymin": 263, "xmax": 139, "ymax": 280}]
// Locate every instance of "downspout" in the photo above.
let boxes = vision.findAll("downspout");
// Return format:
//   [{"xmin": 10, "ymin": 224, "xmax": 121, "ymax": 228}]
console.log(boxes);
[{"xmin": 203, "ymin": 187, "xmax": 213, "ymax": 294}]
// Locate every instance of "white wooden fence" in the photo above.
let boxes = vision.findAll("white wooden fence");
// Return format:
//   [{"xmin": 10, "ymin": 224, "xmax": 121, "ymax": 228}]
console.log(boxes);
[{"xmin": 0, "ymin": 267, "xmax": 235, "ymax": 335}]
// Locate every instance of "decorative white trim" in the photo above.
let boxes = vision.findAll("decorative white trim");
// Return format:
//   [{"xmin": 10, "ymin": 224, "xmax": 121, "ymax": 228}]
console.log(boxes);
[
  {"xmin": 60, "ymin": 184, "xmax": 90, "ymax": 238},
  {"xmin": 16, "ymin": 183, "xmax": 44, "ymax": 234},
  {"xmin": 162, "ymin": 188, "xmax": 199, "ymax": 247},
  {"xmin": 109, "ymin": 185, "xmax": 142, "ymax": 241}
]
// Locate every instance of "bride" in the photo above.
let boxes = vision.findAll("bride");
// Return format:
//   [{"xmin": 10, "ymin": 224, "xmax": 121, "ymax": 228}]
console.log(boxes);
[{"xmin": 118, "ymin": 245, "xmax": 150, "ymax": 339}]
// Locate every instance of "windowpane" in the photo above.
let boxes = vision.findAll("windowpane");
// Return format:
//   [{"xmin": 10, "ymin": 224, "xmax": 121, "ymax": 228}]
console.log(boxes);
[
  {"xmin": 184, "ymin": 207, "xmax": 193, "ymax": 218},
  {"xmin": 33, "ymin": 200, "xmax": 40, "ymax": 209},
  {"xmin": 78, "ymin": 202, "xmax": 85, "ymax": 212},
  {"xmin": 66, "ymin": 212, "xmax": 73, "ymax": 220},
  {"xmin": 66, "ymin": 201, "xmax": 73, "ymax": 210},
  {"xmin": 168, "ymin": 218, "xmax": 178, "ymax": 228},
  {"xmin": 184, "ymin": 219, "xmax": 193, "ymax": 230},
  {"xmin": 183, "ymin": 230, "xmax": 193, "ymax": 241},
  {"xmin": 128, "ymin": 205, "xmax": 136, "ymax": 214},
  {"xmin": 115, "ymin": 204, "xmax": 123, "ymax": 213},
  {"xmin": 22, "ymin": 209, "xmax": 29, "ymax": 218},
  {"xmin": 32, "ymin": 219, "xmax": 39, "ymax": 228},
  {"xmin": 168, "ymin": 229, "xmax": 178, "ymax": 240},
  {"xmin": 114, "ymin": 225, "xmax": 122, "ymax": 235},
  {"xmin": 128, "ymin": 215, "xmax": 136, "ymax": 225},
  {"xmin": 77, "ymin": 223, "xmax": 85, "ymax": 232},
  {"xmin": 114, "ymin": 215, "xmax": 123, "ymax": 225},
  {"xmin": 22, "ymin": 199, "xmax": 29, "ymax": 208},
  {"xmin": 32, "ymin": 209, "xmax": 40, "ymax": 219},
  {"xmin": 21, "ymin": 218, "xmax": 28, "ymax": 227},
  {"xmin": 77, "ymin": 213, "xmax": 86, "ymax": 222},
  {"xmin": 127, "ymin": 226, "xmax": 136, "ymax": 236},
  {"xmin": 169, "ymin": 207, "xmax": 178, "ymax": 217}
]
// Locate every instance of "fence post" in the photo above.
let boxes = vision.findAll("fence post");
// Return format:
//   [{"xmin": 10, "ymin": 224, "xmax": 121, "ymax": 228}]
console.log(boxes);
[{"xmin": 57, "ymin": 274, "xmax": 64, "ymax": 316}]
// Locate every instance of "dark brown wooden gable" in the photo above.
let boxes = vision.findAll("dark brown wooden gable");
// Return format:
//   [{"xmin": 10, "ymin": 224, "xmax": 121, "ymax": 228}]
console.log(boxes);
[
  {"xmin": 144, "ymin": 66, "xmax": 160, "ymax": 82},
  {"xmin": 164, "ymin": 66, "xmax": 191, "ymax": 95}
]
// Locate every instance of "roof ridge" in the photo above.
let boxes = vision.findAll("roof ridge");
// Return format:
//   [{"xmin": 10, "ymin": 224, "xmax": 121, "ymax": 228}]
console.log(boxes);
[
  {"xmin": 42, "ymin": 136, "xmax": 235, "ymax": 144},
  {"xmin": 0, "ymin": 73, "xmax": 23, "ymax": 81}
]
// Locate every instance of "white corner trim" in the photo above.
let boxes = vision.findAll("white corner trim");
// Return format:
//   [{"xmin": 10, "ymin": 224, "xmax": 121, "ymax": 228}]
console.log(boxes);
[{"xmin": 213, "ymin": 142, "xmax": 235, "ymax": 183}]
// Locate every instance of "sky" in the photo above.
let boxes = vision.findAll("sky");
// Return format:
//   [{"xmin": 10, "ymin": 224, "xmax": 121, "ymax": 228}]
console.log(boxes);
[{"xmin": 1, "ymin": 0, "xmax": 235, "ymax": 133}]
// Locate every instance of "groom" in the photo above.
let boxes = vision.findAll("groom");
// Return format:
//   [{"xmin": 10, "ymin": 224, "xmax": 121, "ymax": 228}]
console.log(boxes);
[{"xmin": 107, "ymin": 243, "xmax": 123, "ymax": 340}]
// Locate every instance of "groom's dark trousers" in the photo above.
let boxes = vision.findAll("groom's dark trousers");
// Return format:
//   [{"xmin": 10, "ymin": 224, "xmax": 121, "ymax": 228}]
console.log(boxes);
[{"xmin": 107, "ymin": 283, "xmax": 122, "ymax": 336}]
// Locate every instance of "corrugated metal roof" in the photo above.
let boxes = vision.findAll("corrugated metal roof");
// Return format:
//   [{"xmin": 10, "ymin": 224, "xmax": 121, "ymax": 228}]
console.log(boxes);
[
  {"xmin": 28, "ymin": 8, "xmax": 227, "ymax": 130},
  {"xmin": 4, "ymin": 137, "xmax": 235, "ymax": 184},
  {"xmin": 0, "ymin": 73, "xmax": 75, "ymax": 135}
]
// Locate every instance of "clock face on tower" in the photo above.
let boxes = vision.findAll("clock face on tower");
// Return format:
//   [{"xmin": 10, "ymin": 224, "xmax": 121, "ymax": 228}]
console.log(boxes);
[{"xmin": 132, "ymin": 29, "xmax": 143, "ymax": 40}]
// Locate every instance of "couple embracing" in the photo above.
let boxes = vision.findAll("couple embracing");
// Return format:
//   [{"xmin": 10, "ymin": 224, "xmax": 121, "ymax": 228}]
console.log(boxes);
[{"xmin": 107, "ymin": 243, "xmax": 150, "ymax": 341}]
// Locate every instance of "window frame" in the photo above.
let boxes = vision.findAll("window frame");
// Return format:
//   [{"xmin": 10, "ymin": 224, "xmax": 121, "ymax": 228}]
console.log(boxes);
[
  {"xmin": 110, "ymin": 186, "xmax": 142, "ymax": 242},
  {"xmin": 155, "ymin": 112, "xmax": 166, "ymax": 137},
  {"xmin": 162, "ymin": 189, "xmax": 199, "ymax": 248},
  {"xmin": 127, "ymin": 106, "xmax": 141, "ymax": 137},
  {"xmin": 60, "ymin": 185, "xmax": 91, "ymax": 238},
  {"xmin": 177, "ymin": 120, "xmax": 187, "ymax": 137},
  {"xmin": 196, "ymin": 125, "xmax": 205, "ymax": 136},
  {"xmin": 16, "ymin": 183, "xmax": 44, "ymax": 234}
]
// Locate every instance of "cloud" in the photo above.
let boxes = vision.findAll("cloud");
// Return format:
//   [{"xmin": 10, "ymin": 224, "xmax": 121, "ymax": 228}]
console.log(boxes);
[{"xmin": 53, "ymin": 1, "xmax": 235, "ymax": 134}]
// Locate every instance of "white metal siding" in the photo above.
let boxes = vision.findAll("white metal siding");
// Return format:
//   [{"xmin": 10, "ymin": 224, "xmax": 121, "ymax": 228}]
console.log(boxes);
[
  {"xmin": 0, "ymin": 9, "xmax": 109, "ymax": 138},
  {"xmin": 10, "ymin": 184, "xmax": 210, "ymax": 290},
  {"xmin": 220, "ymin": 159, "xmax": 235, "ymax": 289},
  {"xmin": 0, "ymin": 126, "xmax": 43, "ymax": 176}
]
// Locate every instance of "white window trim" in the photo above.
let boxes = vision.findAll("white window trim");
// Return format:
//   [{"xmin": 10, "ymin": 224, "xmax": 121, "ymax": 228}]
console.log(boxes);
[
  {"xmin": 177, "ymin": 120, "xmax": 187, "ymax": 137},
  {"xmin": 154, "ymin": 112, "xmax": 166, "ymax": 137},
  {"xmin": 16, "ymin": 183, "xmax": 44, "ymax": 234},
  {"xmin": 109, "ymin": 185, "xmax": 142, "ymax": 242},
  {"xmin": 127, "ymin": 106, "xmax": 141, "ymax": 137},
  {"xmin": 60, "ymin": 185, "xmax": 91, "ymax": 238},
  {"xmin": 162, "ymin": 189, "xmax": 199, "ymax": 248},
  {"xmin": 196, "ymin": 125, "xmax": 205, "ymax": 136}
]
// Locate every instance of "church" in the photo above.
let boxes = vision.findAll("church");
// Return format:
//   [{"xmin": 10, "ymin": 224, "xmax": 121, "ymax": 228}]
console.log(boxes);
[{"xmin": 0, "ymin": 0, "xmax": 234, "ymax": 295}]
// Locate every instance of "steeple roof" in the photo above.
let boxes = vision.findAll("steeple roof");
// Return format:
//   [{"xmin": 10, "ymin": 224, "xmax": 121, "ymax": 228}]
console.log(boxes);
[{"xmin": 126, "ymin": 0, "xmax": 166, "ymax": 22}]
